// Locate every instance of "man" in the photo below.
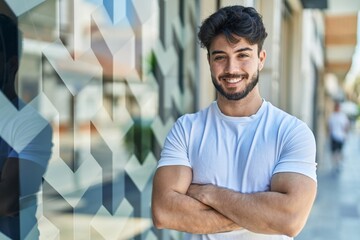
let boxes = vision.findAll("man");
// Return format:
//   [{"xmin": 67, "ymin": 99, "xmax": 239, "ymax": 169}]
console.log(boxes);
[
  {"xmin": 0, "ymin": 12, "xmax": 53, "ymax": 239},
  {"xmin": 327, "ymin": 101, "xmax": 350, "ymax": 173},
  {"xmin": 151, "ymin": 5, "xmax": 317, "ymax": 240}
]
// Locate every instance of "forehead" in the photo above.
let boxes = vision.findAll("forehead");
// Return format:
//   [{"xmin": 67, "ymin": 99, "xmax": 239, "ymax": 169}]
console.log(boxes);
[{"xmin": 209, "ymin": 34, "xmax": 257, "ymax": 53}]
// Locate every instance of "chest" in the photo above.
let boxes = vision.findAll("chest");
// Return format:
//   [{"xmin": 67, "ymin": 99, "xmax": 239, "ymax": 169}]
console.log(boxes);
[{"xmin": 188, "ymin": 120, "xmax": 279, "ymax": 192}]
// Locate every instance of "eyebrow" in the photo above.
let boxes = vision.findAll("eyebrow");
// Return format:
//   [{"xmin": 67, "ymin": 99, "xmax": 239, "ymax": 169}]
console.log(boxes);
[{"xmin": 210, "ymin": 47, "xmax": 253, "ymax": 55}]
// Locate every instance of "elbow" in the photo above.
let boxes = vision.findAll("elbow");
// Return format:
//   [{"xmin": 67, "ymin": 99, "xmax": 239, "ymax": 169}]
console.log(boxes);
[
  {"xmin": 267, "ymin": 208, "xmax": 307, "ymax": 237},
  {"xmin": 152, "ymin": 217, "xmax": 164, "ymax": 230},
  {"xmin": 151, "ymin": 205, "xmax": 167, "ymax": 229},
  {"xmin": 152, "ymin": 212, "xmax": 164, "ymax": 229},
  {"xmin": 283, "ymin": 226, "xmax": 302, "ymax": 238},
  {"xmin": 281, "ymin": 214, "xmax": 307, "ymax": 237}
]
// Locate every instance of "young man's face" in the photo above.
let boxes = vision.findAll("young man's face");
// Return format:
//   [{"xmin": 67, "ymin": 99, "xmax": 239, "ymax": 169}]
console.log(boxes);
[{"xmin": 208, "ymin": 34, "xmax": 266, "ymax": 101}]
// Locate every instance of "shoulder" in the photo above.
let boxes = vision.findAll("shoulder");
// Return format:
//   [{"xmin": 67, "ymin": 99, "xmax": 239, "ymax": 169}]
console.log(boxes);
[
  {"xmin": 175, "ymin": 102, "xmax": 215, "ymax": 127},
  {"xmin": 264, "ymin": 101, "xmax": 314, "ymax": 140},
  {"xmin": 264, "ymin": 102, "xmax": 305, "ymax": 126}
]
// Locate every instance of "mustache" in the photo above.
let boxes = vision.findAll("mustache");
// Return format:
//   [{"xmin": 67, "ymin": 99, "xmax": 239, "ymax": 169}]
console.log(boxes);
[{"xmin": 219, "ymin": 73, "xmax": 249, "ymax": 79}]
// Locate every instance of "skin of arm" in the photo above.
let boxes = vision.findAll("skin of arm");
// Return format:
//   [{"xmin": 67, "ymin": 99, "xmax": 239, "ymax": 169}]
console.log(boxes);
[
  {"xmin": 151, "ymin": 165, "xmax": 241, "ymax": 234},
  {"xmin": 187, "ymin": 172, "xmax": 317, "ymax": 237}
]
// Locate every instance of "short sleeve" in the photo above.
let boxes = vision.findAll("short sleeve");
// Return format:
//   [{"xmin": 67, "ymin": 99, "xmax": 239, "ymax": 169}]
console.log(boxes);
[
  {"xmin": 157, "ymin": 117, "xmax": 191, "ymax": 168},
  {"xmin": 273, "ymin": 121, "xmax": 317, "ymax": 182}
]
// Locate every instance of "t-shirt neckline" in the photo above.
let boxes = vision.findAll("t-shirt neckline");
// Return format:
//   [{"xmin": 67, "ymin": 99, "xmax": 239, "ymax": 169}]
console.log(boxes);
[{"xmin": 213, "ymin": 99, "xmax": 267, "ymax": 122}]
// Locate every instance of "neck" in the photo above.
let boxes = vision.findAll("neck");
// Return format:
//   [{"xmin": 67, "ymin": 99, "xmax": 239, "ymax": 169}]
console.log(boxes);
[{"xmin": 216, "ymin": 88, "xmax": 263, "ymax": 117}]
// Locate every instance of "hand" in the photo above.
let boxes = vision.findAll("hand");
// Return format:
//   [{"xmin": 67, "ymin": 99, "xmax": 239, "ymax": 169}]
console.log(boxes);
[
  {"xmin": 187, "ymin": 184, "xmax": 243, "ymax": 232},
  {"xmin": 187, "ymin": 183, "xmax": 214, "ymax": 205}
]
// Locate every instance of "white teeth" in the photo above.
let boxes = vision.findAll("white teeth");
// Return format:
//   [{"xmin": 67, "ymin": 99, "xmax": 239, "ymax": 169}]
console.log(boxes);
[
  {"xmin": 226, "ymin": 79, "xmax": 240, "ymax": 83},
  {"xmin": 223, "ymin": 77, "xmax": 243, "ymax": 83}
]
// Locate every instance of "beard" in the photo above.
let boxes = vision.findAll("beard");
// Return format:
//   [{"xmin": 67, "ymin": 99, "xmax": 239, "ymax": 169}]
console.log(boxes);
[{"xmin": 212, "ymin": 70, "xmax": 259, "ymax": 101}]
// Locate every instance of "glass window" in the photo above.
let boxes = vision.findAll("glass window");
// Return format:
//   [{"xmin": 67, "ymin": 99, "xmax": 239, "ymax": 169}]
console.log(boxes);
[{"xmin": 0, "ymin": 0, "xmax": 199, "ymax": 239}]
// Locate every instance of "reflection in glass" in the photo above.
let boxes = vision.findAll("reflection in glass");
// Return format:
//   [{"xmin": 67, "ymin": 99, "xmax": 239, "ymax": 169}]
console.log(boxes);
[
  {"xmin": 0, "ymin": 0, "xmax": 199, "ymax": 239},
  {"xmin": 0, "ymin": 8, "xmax": 53, "ymax": 239}
]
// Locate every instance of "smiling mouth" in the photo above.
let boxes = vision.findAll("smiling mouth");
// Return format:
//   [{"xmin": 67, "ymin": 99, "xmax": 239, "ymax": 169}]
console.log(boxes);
[{"xmin": 221, "ymin": 75, "xmax": 247, "ymax": 84}]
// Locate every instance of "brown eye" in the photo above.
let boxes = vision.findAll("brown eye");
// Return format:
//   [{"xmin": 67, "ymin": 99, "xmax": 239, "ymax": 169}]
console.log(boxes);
[
  {"xmin": 214, "ymin": 56, "xmax": 226, "ymax": 61},
  {"xmin": 238, "ymin": 54, "xmax": 249, "ymax": 58}
]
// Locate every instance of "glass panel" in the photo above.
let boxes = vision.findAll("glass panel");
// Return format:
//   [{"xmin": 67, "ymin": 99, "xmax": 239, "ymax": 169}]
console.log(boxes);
[{"xmin": 0, "ymin": 0, "xmax": 199, "ymax": 239}]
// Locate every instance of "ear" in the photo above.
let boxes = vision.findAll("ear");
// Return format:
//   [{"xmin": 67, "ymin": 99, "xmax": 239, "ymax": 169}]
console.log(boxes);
[{"xmin": 258, "ymin": 49, "xmax": 266, "ymax": 71}]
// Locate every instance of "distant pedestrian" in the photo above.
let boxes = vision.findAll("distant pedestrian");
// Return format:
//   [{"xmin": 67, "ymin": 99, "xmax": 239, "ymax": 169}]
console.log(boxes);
[{"xmin": 328, "ymin": 101, "xmax": 350, "ymax": 173}]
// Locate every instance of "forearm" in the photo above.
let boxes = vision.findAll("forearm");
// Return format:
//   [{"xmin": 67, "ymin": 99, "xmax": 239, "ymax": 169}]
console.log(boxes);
[
  {"xmin": 203, "ymin": 188, "xmax": 296, "ymax": 235},
  {"xmin": 152, "ymin": 165, "xmax": 241, "ymax": 234},
  {"xmin": 152, "ymin": 189, "xmax": 240, "ymax": 234},
  {"xmin": 188, "ymin": 174, "xmax": 317, "ymax": 237}
]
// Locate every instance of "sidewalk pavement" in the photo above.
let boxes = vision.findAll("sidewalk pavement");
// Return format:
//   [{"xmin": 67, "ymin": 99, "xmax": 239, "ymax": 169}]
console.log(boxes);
[{"xmin": 296, "ymin": 127, "xmax": 360, "ymax": 240}]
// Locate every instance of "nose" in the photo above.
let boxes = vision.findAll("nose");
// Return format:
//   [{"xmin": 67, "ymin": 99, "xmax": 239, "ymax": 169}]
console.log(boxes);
[{"xmin": 224, "ymin": 58, "xmax": 239, "ymax": 74}]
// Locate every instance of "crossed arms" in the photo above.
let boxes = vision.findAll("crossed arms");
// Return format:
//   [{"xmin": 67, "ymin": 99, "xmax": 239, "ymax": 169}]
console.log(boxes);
[{"xmin": 151, "ymin": 165, "xmax": 317, "ymax": 237}]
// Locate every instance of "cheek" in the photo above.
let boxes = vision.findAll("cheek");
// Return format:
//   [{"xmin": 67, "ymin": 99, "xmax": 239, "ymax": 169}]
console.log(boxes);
[
  {"xmin": 210, "ymin": 64, "xmax": 221, "ymax": 75},
  {"xmin": 240, "ymin": 60, "xmax": 253, "ymax": 68},
  {"xmin": 242, "ymin": 61, "xmax": 259, "ymax": 73}
]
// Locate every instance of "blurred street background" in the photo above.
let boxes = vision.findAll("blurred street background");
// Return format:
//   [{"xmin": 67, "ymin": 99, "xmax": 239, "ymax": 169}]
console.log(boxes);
[{"xmin": 296, "ymin": 124, "xmax": 360, "ymax": 240}]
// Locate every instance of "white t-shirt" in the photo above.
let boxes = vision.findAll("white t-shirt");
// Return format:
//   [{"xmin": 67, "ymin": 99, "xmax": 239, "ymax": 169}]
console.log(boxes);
[{"xmin": 158, "ymin": 100, "xmax": 317, "ymax": 240}]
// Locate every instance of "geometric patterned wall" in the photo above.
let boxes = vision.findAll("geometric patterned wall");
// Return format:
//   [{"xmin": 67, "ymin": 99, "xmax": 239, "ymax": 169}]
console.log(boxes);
[{"xmin": 0, "ymin": 0, "xmax": 199, "ymax": 239}]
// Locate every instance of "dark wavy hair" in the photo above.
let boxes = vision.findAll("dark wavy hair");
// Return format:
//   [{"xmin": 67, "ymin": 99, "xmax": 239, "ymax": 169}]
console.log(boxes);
[{"xmin": 198, "ymin": 6, "xmax": 268, "ymax": 55}]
